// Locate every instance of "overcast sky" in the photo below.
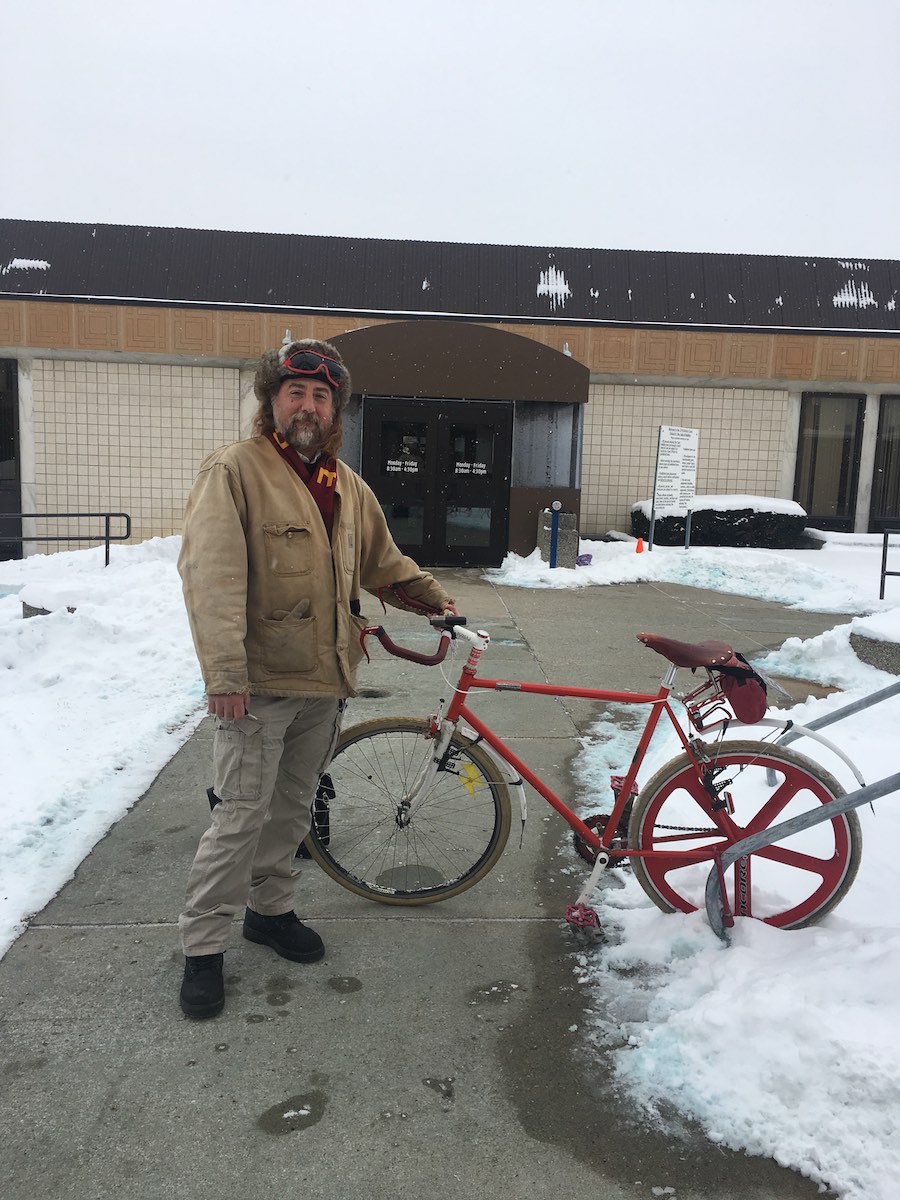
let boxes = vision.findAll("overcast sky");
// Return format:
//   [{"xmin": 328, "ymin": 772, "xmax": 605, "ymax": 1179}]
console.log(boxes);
[{"xmin": 4, "ymin": 0, "xmax": 900, "ymax": 260}]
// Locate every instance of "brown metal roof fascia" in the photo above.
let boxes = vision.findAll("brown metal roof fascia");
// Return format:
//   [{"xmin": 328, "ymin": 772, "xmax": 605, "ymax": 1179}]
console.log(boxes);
[
  {"xmin": 817, "ymin": 257, "xmax": 897, "ymax": 331},
  {"xmin": 773, "ymin": 255, "xmax": 817, "ymax": 329},
  {"xmin": 1, "ymin": 219, "xmax": 899, "ymax": 335},
  {"xmin": 699, "ymin": 253, "xmax": 746, "ymax": 326},
  {"xmin": 623, "ymin": 250, "xmax": 666, "ymax": 323},
  {"xmin": 738, "ymin": 256, "xmax": 785, "ymax": 328},
  {"xmin": 585, "ymin": 248, "xmax": 633, "ymax": 324},
  {"xmin": 332, "ymin": 320, "xmax": 589, "ymax": 404},
  {"xmin": 661, "ymin": 252, "xmax": 701, "ymax": 323}
]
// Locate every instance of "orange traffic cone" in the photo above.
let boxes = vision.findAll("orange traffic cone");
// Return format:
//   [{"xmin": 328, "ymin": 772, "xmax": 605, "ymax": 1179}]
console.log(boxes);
[{"xmin": 635, "ymin": 537, "xmax": 644, "ymax": 553}]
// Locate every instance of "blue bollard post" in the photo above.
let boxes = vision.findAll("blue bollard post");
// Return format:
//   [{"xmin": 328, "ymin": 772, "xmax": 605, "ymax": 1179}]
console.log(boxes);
[{"xmin": 549, "ymin": 500, "xmax": 562, "ymax": 568}]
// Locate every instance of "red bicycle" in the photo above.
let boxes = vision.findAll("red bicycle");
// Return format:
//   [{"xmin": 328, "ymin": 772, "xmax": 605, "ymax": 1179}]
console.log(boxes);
[{"xmin": 302, "ymin": 616, "xmax": 864, "ymax": 930}]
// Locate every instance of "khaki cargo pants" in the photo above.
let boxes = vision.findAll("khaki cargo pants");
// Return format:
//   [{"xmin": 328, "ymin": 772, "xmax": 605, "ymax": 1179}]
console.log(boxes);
[{"xmin": 179, "ymin": 695, "xmax": 344, "ymax": 955}]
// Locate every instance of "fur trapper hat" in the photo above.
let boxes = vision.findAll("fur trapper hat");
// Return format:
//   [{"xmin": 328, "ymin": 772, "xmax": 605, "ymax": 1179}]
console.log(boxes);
[{"xmin": 254, "ymin": 338, "xmax": 352, "ymax": 413}]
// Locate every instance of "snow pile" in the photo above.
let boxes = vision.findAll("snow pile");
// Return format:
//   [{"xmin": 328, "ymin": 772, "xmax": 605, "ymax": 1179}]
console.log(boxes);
[
  {"xmin": 489, "ymin": 539, "xmax": 900, "ymax": 624},
  {"xmin": 631, "ymin": 494, "xmax": 807, "ymax": 519},
  {"xmin": 576, "ymin": 904, "xmax": 900, "ymax": 1200},
  {"xmin": 0, "ymin": 538, "xmax": 205, "ymax": 953}
]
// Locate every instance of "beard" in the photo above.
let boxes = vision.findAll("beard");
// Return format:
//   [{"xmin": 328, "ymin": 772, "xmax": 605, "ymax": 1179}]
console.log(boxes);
[{"xmin": 278, "ymin": 411, "xmax": 331, "ymax": 454}]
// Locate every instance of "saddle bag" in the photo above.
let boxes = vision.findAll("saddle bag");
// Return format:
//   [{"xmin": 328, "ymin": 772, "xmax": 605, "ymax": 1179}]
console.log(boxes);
[{"xmin": 716, "ymin": 653, "xmax": 769, "ymax": 723}]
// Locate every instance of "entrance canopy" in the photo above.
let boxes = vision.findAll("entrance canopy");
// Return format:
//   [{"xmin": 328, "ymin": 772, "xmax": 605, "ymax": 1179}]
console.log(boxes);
[
  {"xmin": 333, "ymin": 319, "xmax": 586, "ymax": 565},
  {"xmin": 333, "ymin": 320, "xmax": 588, "ymax": 404}
]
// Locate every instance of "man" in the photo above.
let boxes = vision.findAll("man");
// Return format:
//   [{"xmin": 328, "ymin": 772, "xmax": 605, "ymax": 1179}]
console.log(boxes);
[{"xmin": 177, "ymin": 338, "xmax": 455, "ymax": 1019}]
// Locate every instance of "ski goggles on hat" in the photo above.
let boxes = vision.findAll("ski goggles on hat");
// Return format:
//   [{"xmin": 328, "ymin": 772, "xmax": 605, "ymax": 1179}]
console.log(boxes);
[{"xmin": 279, "ymin": 349, "xmax": 346, "ymax": 390}]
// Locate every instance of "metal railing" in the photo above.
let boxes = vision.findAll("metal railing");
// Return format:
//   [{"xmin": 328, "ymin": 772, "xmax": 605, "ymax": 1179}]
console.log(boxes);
[
  {"xmin": 880, "ymin": 528, "xmax": 900, "ymax": 600},
  {"xmin": 705, "ymin": 768, "xmax": 900, "ymax": 941},
  {"xmin": 708, "ymin": 679, "xmax": 900, "ymax": 941},
  {"xmin": 0, "ymin": 512, "xmax": 131, "ymax": 566}
]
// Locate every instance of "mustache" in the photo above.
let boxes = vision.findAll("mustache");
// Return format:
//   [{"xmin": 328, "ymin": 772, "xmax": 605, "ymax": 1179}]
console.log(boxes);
[
  {"xmin": 278, "ymin": 410, "xmax": 330, "ymax": 448},
  {"xmin": 290, "ymin": 414, "xmax": 323, "ymax": 433},
  {"xmin": 289, "ymin": 412, "xmax": 324, "ymax": 429}
]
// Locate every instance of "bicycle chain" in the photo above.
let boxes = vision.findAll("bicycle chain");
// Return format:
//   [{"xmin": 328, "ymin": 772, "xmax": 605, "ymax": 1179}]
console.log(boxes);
[
  {"xmin": 605, "ymin": 741, "xmax": 782, "ymax": 840},
  {"xmin": 652, "ymin": 822, "xmax": 719, "ymax": 833}
]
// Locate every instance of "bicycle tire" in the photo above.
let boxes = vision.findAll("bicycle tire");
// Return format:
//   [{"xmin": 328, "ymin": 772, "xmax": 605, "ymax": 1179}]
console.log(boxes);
[
  {"xmin": 302, "ymin": 717, "xmax": 512, "ymax": 904},
  {"xmin": 628, "ymin": 739, "xmax": 862, "ymax": 929}
]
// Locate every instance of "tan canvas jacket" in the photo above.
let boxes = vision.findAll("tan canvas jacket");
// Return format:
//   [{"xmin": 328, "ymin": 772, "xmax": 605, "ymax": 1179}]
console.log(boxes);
[{"xmin": 178, "ymin": 436, "xmax": 453, "ymax": 698}]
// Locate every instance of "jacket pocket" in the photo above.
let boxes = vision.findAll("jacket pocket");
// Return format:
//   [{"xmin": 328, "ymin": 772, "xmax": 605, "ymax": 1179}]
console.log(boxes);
[
  {"xmin": 263, "ymin": 523, "xmax": 313, "ymax": 575},
  {"xmin": 258, "ymin": 613, "xmax": 318, "ymax": 676}
]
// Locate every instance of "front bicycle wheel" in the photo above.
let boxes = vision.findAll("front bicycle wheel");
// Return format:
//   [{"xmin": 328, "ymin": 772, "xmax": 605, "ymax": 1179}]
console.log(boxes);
[
  {"xmin": 628, "ymin": 739, "xmax": 862, "ymax": 929},
  {"xmin": 302, "ymin": 717, "xmax": 512, "ymax": 904}
]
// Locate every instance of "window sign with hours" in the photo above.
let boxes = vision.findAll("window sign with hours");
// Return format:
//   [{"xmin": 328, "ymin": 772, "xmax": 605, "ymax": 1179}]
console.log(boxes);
[
  {"xmin": 381, "ymin": 426, "xmax": 426, "ymax": 474},
  {"xmin": 454, "ymin": 461, "xmax": 488, "ymax": 476}
]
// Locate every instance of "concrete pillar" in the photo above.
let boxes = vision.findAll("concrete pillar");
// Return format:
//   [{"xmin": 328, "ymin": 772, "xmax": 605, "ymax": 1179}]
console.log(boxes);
[
  {"xmin": 238, "ymin": 367, "xmax": 257, "ymax": 439},
  {"xmin": 778, "ymin": 392, "xmax": 802, "ymax": 501},
  {"xmin": 855, "ymin": 392, "xmax": 880, "ymax": 533},
  {"xmin": 17, "ymin": 356, "xmax": 37, "ymax": 556}
]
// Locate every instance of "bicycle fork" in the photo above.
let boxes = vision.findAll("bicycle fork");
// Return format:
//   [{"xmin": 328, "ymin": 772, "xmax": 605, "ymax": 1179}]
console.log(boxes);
[{"xmin": 395, "ymin": 716, "xmax": 458, "ymax": 827}]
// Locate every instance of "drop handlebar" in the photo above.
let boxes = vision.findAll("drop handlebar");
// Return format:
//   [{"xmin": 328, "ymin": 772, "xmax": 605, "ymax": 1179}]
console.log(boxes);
[{"xmin": 361, "ymin": 615, "xmax": 468, "ymax": 666}]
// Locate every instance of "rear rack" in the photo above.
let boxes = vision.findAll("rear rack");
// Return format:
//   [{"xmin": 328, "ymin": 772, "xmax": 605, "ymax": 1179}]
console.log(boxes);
[{"xmin": 683, "ymin": 670, "xmax": 733, "ymax": 731}]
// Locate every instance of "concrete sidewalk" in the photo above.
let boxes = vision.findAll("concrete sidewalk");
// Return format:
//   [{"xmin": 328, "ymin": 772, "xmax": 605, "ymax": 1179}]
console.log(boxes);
[{"xmin": 0, "ymin": 572, "xmax": 849, "ymax": 1200}]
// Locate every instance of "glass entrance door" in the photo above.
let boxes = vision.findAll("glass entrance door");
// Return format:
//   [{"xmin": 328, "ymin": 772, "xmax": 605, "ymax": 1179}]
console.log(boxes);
[
  {"xmin": 793, "ymin": 393, "xmax": 864, "ymax": 532},
  {"xmin": 362, "ymin": 398, "xmax": 513, "ymax": 566}
]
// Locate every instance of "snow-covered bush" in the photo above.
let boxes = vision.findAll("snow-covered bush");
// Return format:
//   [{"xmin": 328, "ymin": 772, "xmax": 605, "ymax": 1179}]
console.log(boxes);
[{"xmin": 631, "ymin": 495, "xmax": 808, "ymax": 548}]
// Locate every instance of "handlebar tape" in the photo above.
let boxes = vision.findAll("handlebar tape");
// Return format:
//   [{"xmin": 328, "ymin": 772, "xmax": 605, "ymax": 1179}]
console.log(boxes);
[{"xmin": 366, "ymin": 625, "xmax": 453, "ymax": 666}]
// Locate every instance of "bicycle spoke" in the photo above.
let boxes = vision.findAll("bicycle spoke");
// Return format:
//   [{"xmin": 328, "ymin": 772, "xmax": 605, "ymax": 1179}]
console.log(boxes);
[
  {"xmin": 753, "ymin": 841, "xmax": 838, "ymax": 879},
  {"xmin": 306, "ymin": 719, "xmax": 511, "ymax": 903},
  {"xmin": 743, "ymin": 773, "xmax": 815, "ymax": 837}
]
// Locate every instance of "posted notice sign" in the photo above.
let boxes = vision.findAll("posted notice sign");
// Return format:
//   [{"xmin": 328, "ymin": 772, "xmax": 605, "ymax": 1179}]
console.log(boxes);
[{"xmin": 653, "ymin": 425, "xmax": 699, "ymax": 509}]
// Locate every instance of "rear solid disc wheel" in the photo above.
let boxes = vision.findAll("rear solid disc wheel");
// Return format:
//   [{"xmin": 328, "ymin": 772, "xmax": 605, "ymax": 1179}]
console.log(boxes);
[
  {"xmin": 628, "ymin": 739, "xmax": 862, "ymax": 929},
  {"xmin": 302, "ymin": 717, "xmax": 512, "ymax": 904}
]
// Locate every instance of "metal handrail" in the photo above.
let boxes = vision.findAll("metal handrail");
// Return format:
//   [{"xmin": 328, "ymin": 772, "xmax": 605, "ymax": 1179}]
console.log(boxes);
[
  {"xmin": 705, "ymin": 769, "xmax": 900, "ymax": 941},
  {"xmin": 705, "ymin": 680, "xmax": 900, "ymax": 940},
  {"xmin": 0, "ymin": 512, "xmax": 131, "ymax": 566},
  {"xmin": 776, "ymin": 680, "xmax": 900, "ymax": 749},
  {"xmin": 880, "ymin": 528, "xmax": 900, "ymax": 600}
]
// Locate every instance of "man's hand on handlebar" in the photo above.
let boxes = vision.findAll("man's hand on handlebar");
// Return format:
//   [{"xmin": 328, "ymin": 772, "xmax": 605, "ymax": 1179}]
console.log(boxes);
[{"xmin": 432, "ymin": 608, "xmax": 466, "ymax": 629}]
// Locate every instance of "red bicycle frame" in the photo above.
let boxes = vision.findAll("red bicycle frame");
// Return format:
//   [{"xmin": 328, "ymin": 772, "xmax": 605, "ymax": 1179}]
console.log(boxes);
[{"xmin": 443, "ymin": 636, "xmax": 707, "ymax": 860}]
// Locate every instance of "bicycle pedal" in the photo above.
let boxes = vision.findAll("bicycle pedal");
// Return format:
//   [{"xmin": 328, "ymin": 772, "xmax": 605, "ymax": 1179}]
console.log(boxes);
[{"xmin": 565, "ymin": 903, "xmax": 599, "ymax": 930}]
